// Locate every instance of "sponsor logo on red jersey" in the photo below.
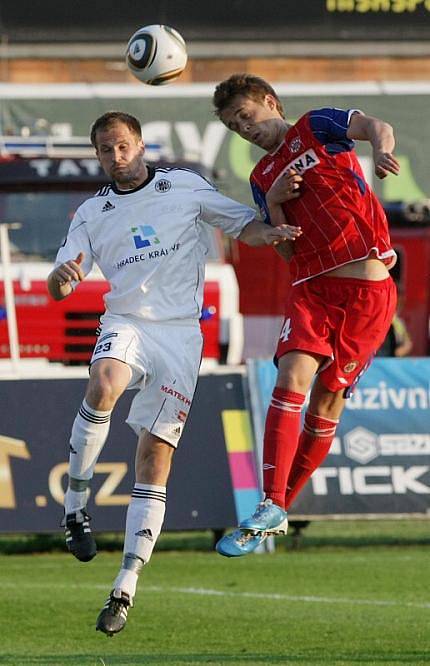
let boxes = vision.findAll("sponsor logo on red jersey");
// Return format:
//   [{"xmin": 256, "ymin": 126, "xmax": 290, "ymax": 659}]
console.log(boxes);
[{"xmin": 279, "ymin": 148, "xmax": 320, "ymax": 177}]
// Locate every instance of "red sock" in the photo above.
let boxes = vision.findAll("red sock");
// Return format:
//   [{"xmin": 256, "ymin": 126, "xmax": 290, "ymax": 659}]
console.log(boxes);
[
  {"xmin": 263, "ymin": 388, "xmax": 305, "ymax": 509},
  {"xmin": 284, "ymin": 412, "xmax": 338, "ymax": 510}
]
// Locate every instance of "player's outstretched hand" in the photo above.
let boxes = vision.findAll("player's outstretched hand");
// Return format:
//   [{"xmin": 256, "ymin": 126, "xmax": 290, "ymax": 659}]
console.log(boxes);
[
  {"xmin": 54, "ymin": 252, "xmax": 85, "ymax": 286},
  {"xmin": 266, "ymin": 168, "xmax": 303, "ymax": 204},
  {"xmin": 267, "ymin": 224, "xmax": 302, "ymax": 246},
  {"xmin": 374, "ymin": 151, "xmax": 400, "ymax": 179}
]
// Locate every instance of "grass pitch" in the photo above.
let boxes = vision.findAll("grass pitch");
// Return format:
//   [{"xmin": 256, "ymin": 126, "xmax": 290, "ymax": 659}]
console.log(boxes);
[{"xmin": 0, "ymin": 522, "xmax": 429, "ymax": 666}]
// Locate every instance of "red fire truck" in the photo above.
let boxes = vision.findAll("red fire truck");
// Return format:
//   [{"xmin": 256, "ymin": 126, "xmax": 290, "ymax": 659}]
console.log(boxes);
[{"xmin": 0, "ymin": 137, "xmax": 243, "ymax": 365}]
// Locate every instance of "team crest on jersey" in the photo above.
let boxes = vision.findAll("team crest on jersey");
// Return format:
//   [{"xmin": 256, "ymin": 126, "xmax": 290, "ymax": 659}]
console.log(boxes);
[
  {"xmin": 343, "ymin": 361, "xmax": 359, "ymax": 373},
  {"xmin": 289, "ymin": 137, "xmax": 302, "ymax": 153},
  {"xmin": 155, "ymin": 179, "xmax": 172, "ymax": 193}
]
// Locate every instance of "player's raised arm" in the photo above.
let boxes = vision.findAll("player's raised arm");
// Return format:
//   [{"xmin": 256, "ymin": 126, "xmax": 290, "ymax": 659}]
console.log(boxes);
[
  {"xmin": 237, "ymin": 219, "xmax": 302, "ymax": 246},
  {"xmin": 347, "ymin": 112, "xmax": 400, "ymax": 179},
  {"xmin": 47, "ymin": 252, "xmax": 85, "ymax": 301}
]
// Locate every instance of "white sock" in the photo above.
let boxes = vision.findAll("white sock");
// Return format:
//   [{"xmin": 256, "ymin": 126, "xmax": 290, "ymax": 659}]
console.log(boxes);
[
  {"xmin": 64, "ymin": 399, "xmax": 112, "ymax": 514},
  {"xmin": 64, "ymin": 488, "xmax": 89, "ymax": 515},
  {"xmin": 113, "ymin": 483, "xmax": 166, "ymax": 599}
]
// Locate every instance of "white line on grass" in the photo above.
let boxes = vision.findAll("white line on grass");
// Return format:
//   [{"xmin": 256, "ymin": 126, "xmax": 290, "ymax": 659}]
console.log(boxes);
[
  {"xmin": 154, "ymin": 586, "xmax": 430, "ymax": 610},
  {"xmin": 1, "ymin": 581, "xmax": 429, "ymax": 610}
]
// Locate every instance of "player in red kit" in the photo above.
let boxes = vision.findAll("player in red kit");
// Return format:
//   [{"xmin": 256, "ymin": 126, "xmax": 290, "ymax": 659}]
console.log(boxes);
[{"xmin": 213, "ymin": 74, "xmax": 400, "ymax": 556}]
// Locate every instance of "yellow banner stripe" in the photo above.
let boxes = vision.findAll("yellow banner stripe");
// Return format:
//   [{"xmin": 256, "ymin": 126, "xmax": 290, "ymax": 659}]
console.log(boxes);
[{"xmin": 221, "ymin": 410, "xmax": 254, "ymax": 453}]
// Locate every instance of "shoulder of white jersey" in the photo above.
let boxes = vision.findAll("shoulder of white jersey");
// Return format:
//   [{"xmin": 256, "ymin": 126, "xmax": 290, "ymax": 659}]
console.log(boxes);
[
  {"xmin": 154, "ymin": 166, "xmax": 217, "ymax": 191},
  {"xmin": 94, "ymin": 183, "xmax": 114, "ymax": 197},
  {"xmin": 75, "ymin": 183, "xmax": 113, "ymax": 212}
]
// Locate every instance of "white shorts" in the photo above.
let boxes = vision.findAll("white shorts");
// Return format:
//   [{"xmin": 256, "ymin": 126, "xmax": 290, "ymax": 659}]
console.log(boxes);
[{"xmin": 90, "ymin": 313, "xmax": 203, "ymax": 447}]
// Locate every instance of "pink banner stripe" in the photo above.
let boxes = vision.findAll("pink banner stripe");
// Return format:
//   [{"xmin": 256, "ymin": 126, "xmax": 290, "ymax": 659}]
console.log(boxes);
[{"xmin": 229, "ymin": 451, "xmax": 259, "ymax": 490}]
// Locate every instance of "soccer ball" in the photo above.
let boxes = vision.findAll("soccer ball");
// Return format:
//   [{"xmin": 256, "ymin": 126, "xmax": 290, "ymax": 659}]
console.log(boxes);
[{"xmin": 126, "ymin": 24, "xmax": 188, "ymax": 85}]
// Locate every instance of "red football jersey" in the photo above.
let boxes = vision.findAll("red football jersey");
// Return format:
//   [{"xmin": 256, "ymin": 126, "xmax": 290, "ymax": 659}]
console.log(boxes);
[{"xmin": 250, "ymin": 108, "xmax": 396, "ymax": 285}]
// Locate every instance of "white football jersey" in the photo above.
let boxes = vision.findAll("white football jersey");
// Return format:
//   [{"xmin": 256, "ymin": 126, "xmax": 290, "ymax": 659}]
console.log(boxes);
[{"xmin": 55, "ymin": 166, "xmax": 255, "ymax": 321}]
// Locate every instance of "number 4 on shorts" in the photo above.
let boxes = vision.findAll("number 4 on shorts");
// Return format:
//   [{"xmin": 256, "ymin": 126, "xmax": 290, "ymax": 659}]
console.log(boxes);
[{"xmin": 280, "ymin": 317, "xmax": 292, "ymax": 342}]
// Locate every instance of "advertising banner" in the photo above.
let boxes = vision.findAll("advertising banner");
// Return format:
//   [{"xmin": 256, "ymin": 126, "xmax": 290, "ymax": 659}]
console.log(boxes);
[
  {"xmin": 0, "ymin": 372, "xmax": 258, "ymax": 533},
  {"xmin": 2, "ymin": 1, "xmax": 429, "ymax": 42},
  {"xmin": 0, "ymin": 84, "xmax": 429, "ymax": 208},
  {"xmin": 248, "ymin": 358, "xmax": 430, "ymax": 518}
]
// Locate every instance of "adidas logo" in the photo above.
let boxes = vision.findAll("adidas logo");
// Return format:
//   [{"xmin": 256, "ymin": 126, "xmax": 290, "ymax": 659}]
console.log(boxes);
[
  {"xmin": 135, "ymin": 528, "xmax": 153, "ymax": 541},
  {"xmin": 102, "ymin": 201, "xmax": 115, "ymax": 212}
]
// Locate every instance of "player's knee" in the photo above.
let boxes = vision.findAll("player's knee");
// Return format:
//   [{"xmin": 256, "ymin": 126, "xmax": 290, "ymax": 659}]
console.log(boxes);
[
  {"xmin": 86, "ymin": 375, "xmax": 122, "ymax": 410},
  {"xmin": 276, "ymin": 369, "xmax": 311, "ymax": 395},
  {"xmin": 276, "ymin": 352, "xmax": 320, "ymax": 394}
]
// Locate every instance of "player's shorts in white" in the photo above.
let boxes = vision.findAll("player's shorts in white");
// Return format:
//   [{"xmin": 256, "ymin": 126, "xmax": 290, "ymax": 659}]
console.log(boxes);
[{"xmin": 90, "ymin": 312, "xmax": 203, "ymax": 447}]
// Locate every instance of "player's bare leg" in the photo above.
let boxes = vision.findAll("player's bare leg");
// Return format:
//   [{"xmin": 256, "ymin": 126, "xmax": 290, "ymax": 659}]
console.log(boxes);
[
  {"xmin": 307, "ymin": 377, "xmax": 346, "ymax": 419},
  {"xmin": 96, "ymin": 431, "xmax": 174, "ymax": 636},
  {"xmin": 64, "ymin": 359, "xmax": 131, "ymax": 562}
]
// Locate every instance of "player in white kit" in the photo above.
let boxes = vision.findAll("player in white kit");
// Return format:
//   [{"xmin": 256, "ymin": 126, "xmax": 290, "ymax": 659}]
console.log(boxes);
[{"xmin": 47, "ymin": 111, "xmax": 300, "ymax": 636}]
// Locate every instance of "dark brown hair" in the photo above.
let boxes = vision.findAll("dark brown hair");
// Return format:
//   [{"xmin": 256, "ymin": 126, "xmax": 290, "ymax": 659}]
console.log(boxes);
[
  {"xmin": 213, "ymin": 74, "xmax": 285, "ymax": 119},
  {"xmin": 90, "ymin": 111, "xmax": 142, "ymax": 147}
]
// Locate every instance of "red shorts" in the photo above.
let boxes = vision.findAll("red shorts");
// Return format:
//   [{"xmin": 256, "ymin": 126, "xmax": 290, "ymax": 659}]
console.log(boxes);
[{"xmin": 275, "ymin": 275, "xmax": 397, "ymax": 393}]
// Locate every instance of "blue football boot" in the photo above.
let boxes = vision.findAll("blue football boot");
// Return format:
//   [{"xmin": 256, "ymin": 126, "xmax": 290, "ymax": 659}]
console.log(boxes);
[
  {"xmin": 239, "ymin": 499, "xmax": 288, "ymax": 534},
  {"xmin": 215, "ymin": 529, "xmax": 268, "ymax": 557},
  {"xmin": 216, "ymin": 499, "xmax": 288, "ymax": 558}
]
